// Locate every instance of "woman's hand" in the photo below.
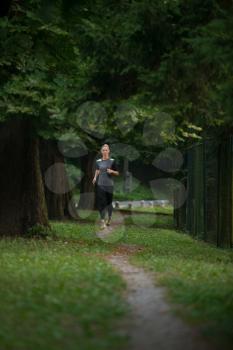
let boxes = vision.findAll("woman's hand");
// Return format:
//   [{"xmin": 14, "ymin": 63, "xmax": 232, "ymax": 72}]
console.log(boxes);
[
  {"xmin": 107, "ymin": 168, "xmax": 119, "ymax": 175},
  {"xmin": 107, "ymin": 168, "xmax": 113, "ymax": 174},
  {"xmin": 92, "ymin": 177, "xmax": 96, "ymax": 184}
]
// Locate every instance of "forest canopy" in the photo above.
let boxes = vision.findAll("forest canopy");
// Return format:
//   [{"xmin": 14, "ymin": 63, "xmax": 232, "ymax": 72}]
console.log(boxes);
[{"xmin": 1, "ymin": 0, "xmax": 232, "ymax": 151}]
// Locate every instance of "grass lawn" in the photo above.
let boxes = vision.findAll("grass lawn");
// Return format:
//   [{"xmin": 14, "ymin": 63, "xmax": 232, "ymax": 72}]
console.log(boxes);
[
  {"xmin": 0, "ymin": 221, "xmax": 129, "ymax": 350},
  {"xmin": 69, "ymin": 212, "xmax": 233, "ymax": 349},
  {"xmin": 119, "ymin": 221, "xmax": 233, "ymax": 349},
  {"xmin": 0, "ymin": 212, "xmax": 233, "ymax": 350}
]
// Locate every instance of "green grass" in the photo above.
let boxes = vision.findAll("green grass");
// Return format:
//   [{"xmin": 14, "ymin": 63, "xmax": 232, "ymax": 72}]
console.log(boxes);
[
  {"xmin": 1, "ymin": 215, "xmax": 233, "ymax": 350},
  {"xmin": 123, "ymin": 212, "xmax": 174, "ymax": 229},
  {"xmin": 120, "ymin": 224, "xmax": 233, "ymax": 349},
  {"xmin": 0, "ymin": 222, "xmax": 129, "ymax": 350},
  {"xmin": 75, "ymin": 210, "xmax": 233, "ymax": 349}
]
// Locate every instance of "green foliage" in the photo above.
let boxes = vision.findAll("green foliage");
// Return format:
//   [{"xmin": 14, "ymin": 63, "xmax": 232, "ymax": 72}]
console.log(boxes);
[
  {"xmin": 133, "ymin": 1, "xmax": 233, "ymax": 141},
  {"xmin": 0, "ymin": 1, "xmax": 92, "ymax": 138},
  {"xmin": 0, "ymin": 0, "xmax": 232, "ymax": 150},
  {"xmin": 25, "ymin": 223, "xmax": 54, "ymax": 238}
]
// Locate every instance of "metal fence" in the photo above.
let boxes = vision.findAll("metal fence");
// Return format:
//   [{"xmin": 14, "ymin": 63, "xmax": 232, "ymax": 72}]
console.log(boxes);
[{"xmin": 174, "ymin": 135, "xmax": 233, "ymax": 248}]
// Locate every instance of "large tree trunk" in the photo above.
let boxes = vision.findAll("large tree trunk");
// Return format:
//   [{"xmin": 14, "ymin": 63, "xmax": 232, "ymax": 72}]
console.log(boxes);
[
  {"xmin": 0, "ymin": 117, "xmax": 50, "ymax": 236},
  {"xmin": 39, "ymin": 138, "xmax": 77, "ymax": 220},
  {"xmin": 78, "ymin": 151, "xmax": 98, "ymax": 210}
]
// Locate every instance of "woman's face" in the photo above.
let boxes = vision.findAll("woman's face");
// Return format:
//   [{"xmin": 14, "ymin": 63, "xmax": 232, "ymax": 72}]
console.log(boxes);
[{"xmin": 101, "ymin": 146, "xmax": 110, "ymax": 157}]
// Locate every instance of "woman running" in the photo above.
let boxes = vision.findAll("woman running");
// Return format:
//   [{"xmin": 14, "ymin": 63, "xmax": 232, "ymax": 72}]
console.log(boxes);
[{"xmin": 92, "ymin": 144, "xmax": 119, "ymax": 229}]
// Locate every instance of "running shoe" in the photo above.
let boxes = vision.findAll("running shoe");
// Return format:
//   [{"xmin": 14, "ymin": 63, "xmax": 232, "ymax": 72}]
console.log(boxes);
[
  {"xmin": 106, "ymin": 217, "xmax": 112, "ymax": 226},
  {"xmin": 100, "ymin": 219, "xmax": 106, "ymax": 229}
]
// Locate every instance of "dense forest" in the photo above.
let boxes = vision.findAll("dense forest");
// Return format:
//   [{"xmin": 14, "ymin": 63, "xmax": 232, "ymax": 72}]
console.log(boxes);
[{"xmin": 0, "ymin": 0, "xmax": 232, "ymax": 235}]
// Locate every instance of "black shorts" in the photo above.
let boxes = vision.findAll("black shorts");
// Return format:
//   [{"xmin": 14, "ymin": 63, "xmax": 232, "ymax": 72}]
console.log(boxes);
[{"xmin": 96, "ymin": 184, "xmax": 114, "ymax": 211}]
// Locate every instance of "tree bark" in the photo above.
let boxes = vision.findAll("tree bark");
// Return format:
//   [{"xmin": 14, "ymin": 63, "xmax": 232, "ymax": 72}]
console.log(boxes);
[
  {"xmin": 39, "ymin": 138, "xmax": 77, "ymax": 220},
  {"xmin": 0, "ymin": 117, "xmax": 50, "ymax": 236},
  {"xmin": 78, "ymin": 151, "xmax": 98, "ymax": 210}
]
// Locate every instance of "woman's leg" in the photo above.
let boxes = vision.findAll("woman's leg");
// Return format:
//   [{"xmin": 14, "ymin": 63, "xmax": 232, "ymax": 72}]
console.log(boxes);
[
  {"xmin": 96, "ymin": 185, "xmax": 107, "ymax": 220},
  {"xmin": 105, "ymin": 187, "xmax": 113, "ymax": 219}
]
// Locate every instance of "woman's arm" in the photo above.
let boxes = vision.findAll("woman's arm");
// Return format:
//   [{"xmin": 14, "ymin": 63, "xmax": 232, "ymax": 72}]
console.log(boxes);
[
  {"xmin": 92, "ymin": 169, "xmax": 100, "ymax": 184},
  {"xmin": 107, "ymin": 159, "xmax": 119, "ymax": 176},
  {"xmin": 107, "ymin": 168, "xmax": 119, "ymax": 176}
]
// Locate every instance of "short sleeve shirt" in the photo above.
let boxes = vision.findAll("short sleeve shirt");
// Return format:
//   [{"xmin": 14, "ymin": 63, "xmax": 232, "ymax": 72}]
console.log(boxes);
[{"xmin": 95, "ymin": 158, "xmax": 118, "ymax": 187}]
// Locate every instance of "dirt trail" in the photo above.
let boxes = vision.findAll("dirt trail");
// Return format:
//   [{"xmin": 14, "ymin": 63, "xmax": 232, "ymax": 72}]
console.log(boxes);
[
  {"xmin": 97, "ymin": 214, "xmax": 218, "ymax": 350},
  {"xmin": 106, "ymin": 253, "xmax": 217, "ymax": 350}
]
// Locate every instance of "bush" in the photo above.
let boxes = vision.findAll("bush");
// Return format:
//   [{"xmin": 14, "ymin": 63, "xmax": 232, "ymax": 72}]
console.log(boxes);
[{"xmin": 24, "ymin": 223, "xmax": 55, "ymax": 239}]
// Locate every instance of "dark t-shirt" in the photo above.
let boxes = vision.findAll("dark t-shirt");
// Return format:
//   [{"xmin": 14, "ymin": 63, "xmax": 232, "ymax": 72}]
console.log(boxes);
[{"xmin": 95, "ymin": 158, "xmax": 118, "ymax": 187}]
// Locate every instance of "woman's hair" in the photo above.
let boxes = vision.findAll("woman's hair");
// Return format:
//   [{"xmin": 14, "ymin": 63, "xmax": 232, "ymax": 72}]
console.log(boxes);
[{"xmin": 100, "ymin": 143, "xmax": 110, "ymax": 151}]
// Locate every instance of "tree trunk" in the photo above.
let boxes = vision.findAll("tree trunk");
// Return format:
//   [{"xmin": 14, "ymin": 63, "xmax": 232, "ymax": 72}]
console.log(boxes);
[
  {"xmin": 39, "ymin": 138, "xmax": 77, "ymax": 220},
  {"xmin": 0, "ymin": 117, "xmax": 50, "ymax": 236},
  {"xmin": 78, "ymin": 151, "xmax": 98, "ymax": 210}
]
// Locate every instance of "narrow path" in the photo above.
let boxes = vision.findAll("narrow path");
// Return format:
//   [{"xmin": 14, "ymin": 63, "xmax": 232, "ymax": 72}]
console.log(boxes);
[
  {"xmin": 106, "ymin": 253, "xmax": 216, "ymax": 350},
  {"xmin": 97, "ymin": 214, "xmax": 218, "ymax": 350}
]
